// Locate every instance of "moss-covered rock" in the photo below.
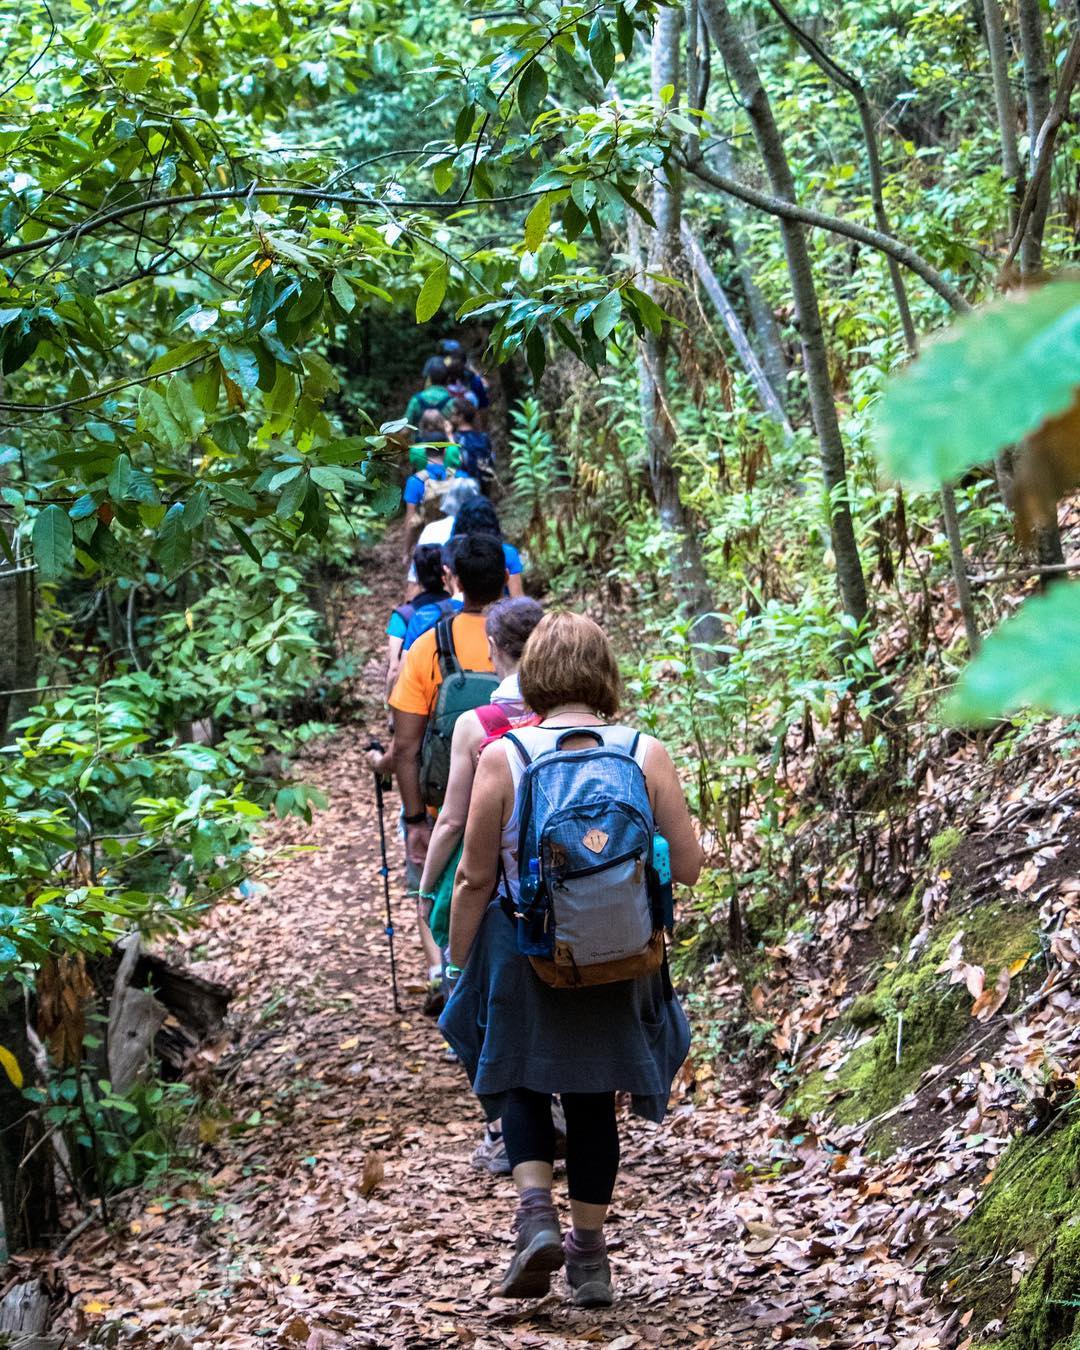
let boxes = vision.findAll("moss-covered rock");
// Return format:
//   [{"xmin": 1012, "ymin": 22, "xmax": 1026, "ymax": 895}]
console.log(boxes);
[
  {"xmin": 948, "ymin": 1111, "xmax": 1080, "ymax": 1348},
  {"xmin": 787, "ymin": 902, "xmax": 1038, "ymax": 1134}
]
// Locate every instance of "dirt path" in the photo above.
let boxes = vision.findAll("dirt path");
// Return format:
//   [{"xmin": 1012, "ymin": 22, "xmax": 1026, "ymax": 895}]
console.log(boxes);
[{"xmin": 52, "ymin": 532, "xmax": 962, "ymax": 1350}]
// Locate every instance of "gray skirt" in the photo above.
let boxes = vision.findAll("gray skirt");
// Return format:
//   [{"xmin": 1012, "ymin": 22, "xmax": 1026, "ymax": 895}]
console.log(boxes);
[{"xmin": 438, "ymin": 901, "xmax": 690, "ymax": 1124}]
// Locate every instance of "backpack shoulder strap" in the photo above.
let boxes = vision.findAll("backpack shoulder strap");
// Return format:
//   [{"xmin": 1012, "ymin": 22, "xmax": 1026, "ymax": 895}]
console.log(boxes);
[
  {"xmin": 598, "ymin": 724, "xmax": 649, "ymax": 771},
  {"xmin": 475, "ymin": 704, "xmax": 511, "ymax": 737},
  {"xmin": 434, "ymin": 612, "xmax": 462, "ymax": 681},
  {"xmin": 392, "ymin": 602, "xmax": 415, "ymax": 627}
]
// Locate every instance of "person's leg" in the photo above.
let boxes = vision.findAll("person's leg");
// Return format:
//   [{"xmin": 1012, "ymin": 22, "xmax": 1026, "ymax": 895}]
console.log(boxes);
[
  {"xmin": 496, "ymin": 1089, "xmax": 563, "ymax": 1297},
  {"xmin": 561, "ymin": 1091, "xmax": 619, "ymax": 1307}
]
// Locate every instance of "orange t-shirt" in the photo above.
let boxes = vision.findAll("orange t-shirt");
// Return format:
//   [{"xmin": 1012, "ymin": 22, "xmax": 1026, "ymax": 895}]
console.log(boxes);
[{"xmin": 389, "ymin": 612, "xmax": 493, "ymax": 717}]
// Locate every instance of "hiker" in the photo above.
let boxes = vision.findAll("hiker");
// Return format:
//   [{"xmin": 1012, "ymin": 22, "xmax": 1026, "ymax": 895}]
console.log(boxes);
[
  {"xmin": 440, "ymin": 612, "xmax": 703, "ymax": 1308},
  {"xmin": 451, "ymin": 497, "xmax": 524, "ymax": 598},
  {"xmin": 438, "ymin": 338, "xmax": 489, "ymax": 413},
  {"xmin": 390, "ymin": 532, "xmax": 508, "ymax": 979},
  {"xmin": 448, "ymin": 398, "xmax": 496, "ymax": 495},
  {"xmin": 402, "ymin": 408, "xmax": 451, "ymax": 563},
  {"xmin": 416, "ymin": 596, "xmax": 544, "ymax": 1148},
  {"xmin": 405, "ymin": 355, "xmax": 454, "ymax": 426},
  {"xmin": 385, "ymin": 544, "xmax": 460, "ymax": 699},
  {"xmin": 413, "ymin": 475, "xmax": 480, "ymax": 557}
]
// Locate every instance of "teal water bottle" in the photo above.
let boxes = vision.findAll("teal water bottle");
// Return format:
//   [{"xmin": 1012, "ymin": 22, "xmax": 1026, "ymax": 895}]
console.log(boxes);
[{"xmin": 652, "ymin": 834, "xmax": 674, "ymax": 931}]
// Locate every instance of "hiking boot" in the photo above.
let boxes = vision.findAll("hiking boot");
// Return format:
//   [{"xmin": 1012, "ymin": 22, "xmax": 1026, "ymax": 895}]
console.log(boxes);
[
  {"xmin": 471, "ymin": 1129, "xmax": 511, "ymax": 1177},
  {"xmin": 499, "ymin": 1210, "xmax": 564, "ymax": 1298},
  {"xmin": 564, "ymin": 1243, "xmax": 614, "ymax": 1308}
]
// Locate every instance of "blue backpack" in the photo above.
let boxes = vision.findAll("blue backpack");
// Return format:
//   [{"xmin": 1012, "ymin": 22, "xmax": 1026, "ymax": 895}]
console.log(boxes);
[
  {"xmin": 403, "ymin": 596, "xmax": 458, "ymax": 650},
  {"xmin": 504, "ymin": 724, "xmax": 666, "ymax": 989}
]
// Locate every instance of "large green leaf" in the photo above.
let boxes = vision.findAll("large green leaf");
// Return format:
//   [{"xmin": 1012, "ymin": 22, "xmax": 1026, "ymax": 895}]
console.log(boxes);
[
  {"xmin": 155, "ymin": 503, "xmax": 190, "ymax": 578},
  {"xmin": 33, "ymin": 505, "xmax": 74, "ymax": 579},
  {"xmin": 415, "ymin": 267, "xmax": 447, "ymax": 324},
  {"xmin": 947, "ymin": 582, "xmax": 1080, "ymax": 722},
  {"xmin": 875, "ymin": 283, "xmax": 1080, "ymax": 489}
]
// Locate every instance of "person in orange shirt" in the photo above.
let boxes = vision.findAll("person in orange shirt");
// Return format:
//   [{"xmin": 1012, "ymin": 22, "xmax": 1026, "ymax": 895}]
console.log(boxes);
[{"xmin": 390, "ymin": 532, "xmax": 509, "ymax": 974}]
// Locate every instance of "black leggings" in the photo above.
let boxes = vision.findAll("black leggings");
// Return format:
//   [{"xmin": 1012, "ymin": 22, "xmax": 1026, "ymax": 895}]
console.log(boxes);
[{"xmin": 501, "ymin": 1088, "xmax": 620, "ymax": 1205}]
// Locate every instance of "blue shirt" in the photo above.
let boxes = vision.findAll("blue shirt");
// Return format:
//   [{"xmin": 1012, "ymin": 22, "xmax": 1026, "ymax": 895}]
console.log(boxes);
[
  {"xmin": 503, "ymin": 542, "xmax": 522, "ymax": 576},
  {"xmin": 403, "ymin": 460, "xmax": 447, "ymax": 507},
  {"xmin": 458, "ymin": 429, "xmax": 493, "ymax": 478}
]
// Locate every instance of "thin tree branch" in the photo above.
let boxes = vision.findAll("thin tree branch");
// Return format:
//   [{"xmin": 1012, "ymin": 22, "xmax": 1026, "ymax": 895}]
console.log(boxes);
[
  {"xmin": 681, "ymin": 147, "xmax": 971, "ymax": 314},
  {"xmin": 0, "ymin": 355, "xmax": 204, "ymax": 414},
  {"xmin": 0, "ymin": 183, "xmax": 550, "ymax": 263},
  {"xmin": 0, "ymin": 0, "xmax": 56, "ymax": 102},
  {"xmin": 1003, "ymin": 27, "xmax": 1080, "ymax": 269}
]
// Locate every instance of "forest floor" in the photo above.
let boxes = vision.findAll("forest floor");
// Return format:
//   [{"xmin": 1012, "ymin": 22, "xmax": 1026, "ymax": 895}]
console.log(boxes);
[{"xmin": 45, "ymin": 528, "xmax": 982, "ymax": 1350}]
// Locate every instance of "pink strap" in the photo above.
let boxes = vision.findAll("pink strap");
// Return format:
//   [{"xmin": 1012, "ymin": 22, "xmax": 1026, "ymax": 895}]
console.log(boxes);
[{"xmin": 474, "ymin": 704, "xmax": 511, "ymax": 737}]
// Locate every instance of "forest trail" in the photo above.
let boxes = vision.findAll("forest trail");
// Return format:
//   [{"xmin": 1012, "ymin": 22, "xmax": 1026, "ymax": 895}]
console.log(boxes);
[{"xmin": 51, "ymin": 530, "xmax": 957, "ymax": 1350}]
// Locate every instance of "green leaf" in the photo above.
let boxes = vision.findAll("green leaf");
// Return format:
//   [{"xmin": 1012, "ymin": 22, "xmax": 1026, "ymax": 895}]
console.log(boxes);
[
  {"xmin": 615, "ymin": 4, "xmax": 635, "ymax": 57},
  {"xmin": 454, "ymin": 103, "xmax": 475, "ymax": 148},
  {"xmin": 227, "ymin": 519, "xmax": 262, "ymax": 564},
  {"xmin": 330, "ymin": 271, "xmax": 356, "ymax": 314},
  {"xmin": 591, "ymin": 289, "xmax": 622, "ymax": 341},
  {"xmin": 588, "ymin": 20, "xmax": 616, "ymax": 85},
  {"xmin": 219, "ymin": 344, "xmax": 260, "ymax": 395},
  {"xmin": 148, "ymin": 340, "xmax": 209, "ymax": 377},
  {"xmin": 138, "ymin": 387, "xmax": 187, "ymax": 451},
  {"xmin": 875, "ymin": 282, "xmax": 1080, "ymax": 489},
  {"xmin": 947, "ymin": 582, "xmax": 1080, "ymax": 722},
  {"xmin": 524, "ymin": 194, "xmax": 551, "ymax": 253},
  {"xmin": 525, "ymin": 328, "xmax": 546, "ymax": 384},
  {"xmin": 155, "ymin": 503, "xmax": 189, "ymax": 577},
  {"xmin": 433, "ymin": 160, "xmax": 454, "ymax": 194},
  {"xmin": 32, "ymin": 505, "xmax": 73, "ymax": 580},
  {"xmin": 416, "ymin": 267, "xmax": 447, "ymax": 324},
  {"xmin": 276, "ymin": 472, "xmax": 308, "ymax": 519},
  {"xmin": 518, "ymin": 61, "xmax": 548, "ymax": 122},
  {"xmin": 166, "ymin": 374, "xmax": 205, "ymax": 438},
  {"xmin": 107, "ymin": 453, "xmax": 133, "ymax": 501},
  {"xmin": 182, "ymin": 483, "xmax": 210, "ymax": 531}
]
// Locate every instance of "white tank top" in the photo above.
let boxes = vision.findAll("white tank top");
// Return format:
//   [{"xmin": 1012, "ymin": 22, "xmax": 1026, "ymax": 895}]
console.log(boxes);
[{"xmin": 495, "ymin": 723, "xmax": 653, "ymax": 903}]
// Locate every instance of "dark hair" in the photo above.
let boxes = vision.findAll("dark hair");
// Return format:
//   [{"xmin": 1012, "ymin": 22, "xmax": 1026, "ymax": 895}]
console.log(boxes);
[
  {"xmin": 447, "ymin": 397, "xmax": 473, "ymax": 423},
  {"xmin": 444, "ymin": 353, "xmax": 466, "ymax": 382},
  {"xmin": 423, "ymin": 355, "xmax": 448, "ymax": 383},
  {"xmin": 486, "ymin": 597, "xmax": 543, "ymax": 661},
  {"xmin": 520, "ymin": 612, "xmax": 621, "ymax": 718},
  {"xmin": 413, "ymin": 543, "xmax": 445, "ymax": 594},
  {"xmin": 446, "ymin": 532, "xmax": 506, "ymax": 606},
  {"xmin": 451, "ymin": 496, "xmax": 502, "ymax": 540}
]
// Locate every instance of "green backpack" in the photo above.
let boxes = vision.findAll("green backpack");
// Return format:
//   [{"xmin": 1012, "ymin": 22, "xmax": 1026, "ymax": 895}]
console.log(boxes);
[{"xmin": 419, "ymin": 614, "xmax": 499, "ymax": 808}]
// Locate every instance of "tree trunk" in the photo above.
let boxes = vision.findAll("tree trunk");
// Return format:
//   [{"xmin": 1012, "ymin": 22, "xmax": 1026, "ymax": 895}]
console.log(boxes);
[
  {"xmin": 697, "ymin": 0, "xmax": 869, "ymax": 623},
  {"xmin": 1017, "ymin": 0, "xmax": 1053, "ymax": 274},
  {"xmin": 637, "ymin": 7, "xmax": 724, "ymax": 659},
  {"xmin": 710, "ymin": 138, "xmax": 791, "ymax": 406},
  {"xmin": 983, "ymin": 0, "xmax": 1022, "ymax": 236},
  {"xmin": 766, "ymin": 0, "xmax": 979, "ymax": 652},
  {"xmin": 680, "ymin": 222, "xmax": 792, "ymax": 436},
  {"xmin": 0, "ymin": 980, "xmax": 57, "ymax": 1254}
]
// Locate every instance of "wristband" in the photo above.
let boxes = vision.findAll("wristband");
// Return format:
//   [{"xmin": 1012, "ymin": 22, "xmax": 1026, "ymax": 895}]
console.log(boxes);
[
  {"xmin": 403, "ymin": 810, "xmax": 429, "ymax": 826},
  {"xmin": 418, "ymin": 890, "xmax": 437, "ymax": 904}
]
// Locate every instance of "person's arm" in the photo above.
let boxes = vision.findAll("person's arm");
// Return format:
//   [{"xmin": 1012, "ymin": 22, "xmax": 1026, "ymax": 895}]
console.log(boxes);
[
  {"xmin": 643, "ymin": 740, "xmax": 704, "ymax": 886},
  {"xmin": 419, "ymin": 711, "xmax": 482, "ymax": 895},
  {"xmin": 393, "ymin": 708, "xmax": 427, "ymax": 822},
  {"xmin": 403, "ymin": 504, "xmax": 421, "ymax": 564},
  {"xmin": 385, "ymin": 635, "xmax": 404, "ymax": 700},
  {"xmin": 449, "ymin": 745, "xmax": 509, "ymax": 966},
  {"xmin": 506, "ymin": 572, "xmax": 524, "ymax": 598}
]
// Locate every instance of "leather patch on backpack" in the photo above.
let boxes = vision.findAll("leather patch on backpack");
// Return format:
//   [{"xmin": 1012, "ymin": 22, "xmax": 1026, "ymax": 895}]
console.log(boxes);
[{"xmin": 582, "ymin": 829, "xmax": 609, "ymax": 854}]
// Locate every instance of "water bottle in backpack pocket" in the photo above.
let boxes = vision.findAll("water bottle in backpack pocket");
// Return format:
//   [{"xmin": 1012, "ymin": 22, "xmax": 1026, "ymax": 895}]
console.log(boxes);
[{"xmin": 505, "ymin": 725, "xmax": 670, "ymax": 989}]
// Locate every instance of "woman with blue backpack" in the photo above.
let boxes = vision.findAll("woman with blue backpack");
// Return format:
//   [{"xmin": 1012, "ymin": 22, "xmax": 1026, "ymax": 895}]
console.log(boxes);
[{"xmin": 440, "ymin": 612, "xmax": 703, "ymax": 1308}]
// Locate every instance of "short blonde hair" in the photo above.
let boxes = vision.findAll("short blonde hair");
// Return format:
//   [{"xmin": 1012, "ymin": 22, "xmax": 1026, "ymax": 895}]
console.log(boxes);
[{"xmin": 519, "ymin": 612, "xmax": 621, "ymax": 718}]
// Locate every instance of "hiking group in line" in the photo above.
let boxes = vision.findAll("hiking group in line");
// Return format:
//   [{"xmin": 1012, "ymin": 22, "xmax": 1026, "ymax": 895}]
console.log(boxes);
[{"xmin": 368, "ymin": 339, "xmax": 702, "ymax": 1309}]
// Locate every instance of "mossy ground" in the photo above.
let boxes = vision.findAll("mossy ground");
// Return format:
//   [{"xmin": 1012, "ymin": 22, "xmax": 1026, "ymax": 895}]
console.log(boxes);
[
  {"xmin": 787, "ymin": 901, "xmax": 1039, "ymax": 1133},
  {"xmin": 947, "ymin": 1109, "xmax": 1080, "ymax": 1349}
]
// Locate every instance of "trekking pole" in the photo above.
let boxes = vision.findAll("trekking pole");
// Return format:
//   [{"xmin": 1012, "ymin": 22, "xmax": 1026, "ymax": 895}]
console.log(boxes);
[{"xmin": 366, "ymin": 739, "xmax": 402, "ymax": 1014}]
